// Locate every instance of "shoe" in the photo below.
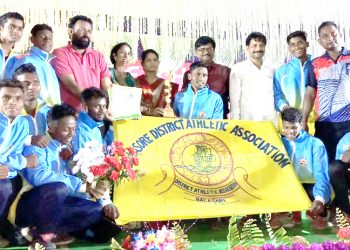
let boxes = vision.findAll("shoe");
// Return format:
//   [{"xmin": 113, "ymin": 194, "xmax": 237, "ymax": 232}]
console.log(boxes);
[
  {"xmin": 52, "ymin": 234, "xmax": 75, "ymax": 246},
  {"xmin": 292, "ymin": 211, "xmax": 302, "ymax": 225},
  {"xmin": 306, "ymin": 210, "xmax": 329, "ymax": 230},
  {"xmin": 29, "ymin": 238, "xmax": 56, "ymax": 250},
  {"xmin": 311, "ymin": 216, "xmax": 328, "ymax": 230},
  {"xmin": 0, "ymin": 235, "xmax": 10, "ymax": 248},
  {"xmin": 269, "ymin": 213, "xmax": 295, "ymax": 229},
  {"xmin": 20, "ymin": 227, "xmax": 33, "ymax": 242},
  {"xmin": 0, "ymin": 223, "xmax": 27, "ymax": 246}
]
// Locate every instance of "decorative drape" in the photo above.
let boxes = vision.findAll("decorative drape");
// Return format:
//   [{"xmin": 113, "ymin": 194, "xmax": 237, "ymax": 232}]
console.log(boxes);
[{"xmin": 1, "ymin": 0, "xmax": 349, "ymax": 69}]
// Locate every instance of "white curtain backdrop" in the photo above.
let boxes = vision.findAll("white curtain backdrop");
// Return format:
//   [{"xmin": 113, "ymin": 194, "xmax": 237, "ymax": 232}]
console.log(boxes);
[{"xmin": 1, "ymin": 0, "xmax": 349, "ymax": 70}]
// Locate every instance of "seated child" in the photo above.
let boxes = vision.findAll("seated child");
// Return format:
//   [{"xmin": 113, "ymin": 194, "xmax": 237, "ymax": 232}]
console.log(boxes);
[
  {"xmin": 271, "ymin": 107, "xmax": 331, "ymax": 230},
  {"xmin": 17, "ymin": 104, "xmax": 120, "ymax": 249}
]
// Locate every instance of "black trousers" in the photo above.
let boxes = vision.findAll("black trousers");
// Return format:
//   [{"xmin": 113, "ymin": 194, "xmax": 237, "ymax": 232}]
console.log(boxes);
[
  {"xmin": 314, "ymin": 120, "xmax": 350, "ymax": 161},
  {"xmin": 329, "ymin": 160, "xmax": 350, "ymax": 215}
]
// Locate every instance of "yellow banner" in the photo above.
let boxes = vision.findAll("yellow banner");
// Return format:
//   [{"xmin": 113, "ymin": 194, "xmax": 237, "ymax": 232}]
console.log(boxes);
[{"xmin": 113, "ymin": 117, "xmax": 311, "ymax": 224}]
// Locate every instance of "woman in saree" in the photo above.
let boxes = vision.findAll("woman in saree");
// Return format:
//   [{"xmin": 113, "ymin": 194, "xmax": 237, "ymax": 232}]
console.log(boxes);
[
  {"xmin": 109, "ymin": 42, "xmax": 135, "ymax": 87},
  {"xmin": 135, "ymin": 49, "xmax": 179, "ymax": 117}
]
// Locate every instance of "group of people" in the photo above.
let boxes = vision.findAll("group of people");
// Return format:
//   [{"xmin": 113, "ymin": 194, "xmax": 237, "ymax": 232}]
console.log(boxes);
[{"xmin": 0, "ymin": 10, "xmax": 350, "ymax": 248}]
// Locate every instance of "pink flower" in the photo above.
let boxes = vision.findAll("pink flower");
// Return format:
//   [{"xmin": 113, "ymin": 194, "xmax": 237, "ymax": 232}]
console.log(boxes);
[
  {"xmin": 90, "ymin": 164, "xmax": 110, "ymax": 177},
  {"xmin": 113, "ymin": 141, "xmax": 124, "ymax": 148},
  {"xmin": 132, "ymin": 157, "xmax": 139, "ymax": 166},
  {"xmin": 115, "ymin": 148, "xmax": 126, "ymax": 157},
  {"xmin": 127, "ymin": 147, "xmax": 136, "ymax": 155},
  {"xmin": 109, "ymin": 170, "xmax": 119, "ymax": 181},
  {"xmin": 114, "ymin": 160, "xmax": 122, "ymax": 171},
  {"xmin": 125, "ymin": 164, "xmax": 136, "ymax": 180},
  {"xmin": 338, "ymin": 228, "xmax": 350, "ymax": 239},
  {"xmin": 121, "ymin": 156, "xmax": 130, "ymax": 166},
  {"xmin": 104, "ymin": 156, "xmax": 119, "ymax": 168},
  {"xmin": 249, "ymin": 246, "xmax": 262, "ymax": 250},
  {"xmin": 231, "ymin": 247, "xmax": 247, "ymax": 250}
]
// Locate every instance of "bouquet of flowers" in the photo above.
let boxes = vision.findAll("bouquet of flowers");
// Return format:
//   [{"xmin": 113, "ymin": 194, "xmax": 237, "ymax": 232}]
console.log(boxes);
[
  {"xmin": 92, "ymin": 140, "xmax": 140, "ymax": 185},
  {"xmin": 72, "ymin": 140, "xmax": 140, "ymax": 188}
]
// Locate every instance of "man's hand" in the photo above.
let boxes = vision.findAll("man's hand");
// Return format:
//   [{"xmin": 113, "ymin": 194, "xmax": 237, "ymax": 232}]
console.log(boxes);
[
  {"xmin": 309, "ymin": 200, "xmax": 324, "ymax": 216},
  {"xmin": 198, "ymin": 111, "xmax": 206, "ymax": 119},
  {"xmin": 104, "ymin": 110, "xmax": 114, "ymax": 121},
  {"xmin": 0, "ymin": 165, "xmax": 9, "ymax": 179},
  {"xmin": 86, "ymin": 184, "xmax": 106, "ymax": 199},
  {"xmin": 25, "ymin": 154, "xmax": 38, "ymax": 168},
  {"xmin": 60, "ymin": 145, "xmax": 73, "ymax": 160},
  {"xmin": 103, "ymin": 204, "xmax": 120, "ymax": 220},
  {"xmin": 31, "ymin": 135, "xmax": 50, "ymax": 148}
]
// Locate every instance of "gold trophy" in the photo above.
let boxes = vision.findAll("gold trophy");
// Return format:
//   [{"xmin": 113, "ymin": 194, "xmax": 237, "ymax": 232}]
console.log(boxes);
[{"xmin": 163, "ymin": 75, "xmax": 176, "ymax": 118}]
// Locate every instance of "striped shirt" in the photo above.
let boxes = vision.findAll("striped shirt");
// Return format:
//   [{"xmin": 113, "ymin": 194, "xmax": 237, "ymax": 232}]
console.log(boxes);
[{"xmin": 307, "ymin": 47, "xmax": 350, "ymax": 122}]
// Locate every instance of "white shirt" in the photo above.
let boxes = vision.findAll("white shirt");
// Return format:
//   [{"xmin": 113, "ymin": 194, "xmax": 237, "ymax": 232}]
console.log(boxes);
[{"xmin": 229, "ymin": 58, "xmax": 276, "ymax": 123}]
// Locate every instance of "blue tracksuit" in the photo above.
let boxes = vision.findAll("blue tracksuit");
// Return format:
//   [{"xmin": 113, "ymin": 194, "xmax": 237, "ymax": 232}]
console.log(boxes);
[
  {"xmin": 0, "ymin": 112, "xmax": 29, "ymax": 178},
  {"xmin": 3, "ymin": 46, "xmax": 61, "ymax": 106},
  {"xmin": 273, "ymin": 56, "xmax": 312, "ymax": 112},
  {"xmin": 335, "ymin": 132, "xmax": 350, "ymax": 161},
  {"xmin": 17, "ymin": 140, "xmax": 104, "ymax": 235},
  {"xmin": 282, "ymin": 130, "xmax": 331, "ymax": 203},
  {"xmin": 0, "ymin": 112, "xmax": 29, "ymax": 228},
  {"xmin": 173, "ymin": 84, "xmax": 223, "ymax": 119},
  {"xmin": 22, "ymin": 140, "xmax": 82, "ymax": 196},
  {"xmin": 71, "ymin": 111, "xmax": 112, "ymax": 154}
]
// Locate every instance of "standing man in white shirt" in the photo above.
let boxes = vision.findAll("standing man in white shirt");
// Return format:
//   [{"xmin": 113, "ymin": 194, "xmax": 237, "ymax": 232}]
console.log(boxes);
[{"xmin": 229, "ymin": 32, "xmax": 276, "ymax": 123}]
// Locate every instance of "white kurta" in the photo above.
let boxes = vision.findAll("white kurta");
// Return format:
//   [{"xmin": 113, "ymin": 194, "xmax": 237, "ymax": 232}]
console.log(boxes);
[{"xmin": 229, "ymin": 58, "xmax": 276, "ymax": 123}]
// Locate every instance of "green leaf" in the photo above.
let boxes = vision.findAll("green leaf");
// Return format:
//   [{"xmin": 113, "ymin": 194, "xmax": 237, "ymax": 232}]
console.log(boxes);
[
  {"xmin": 264, "ymin": 214, "xmax": 291, "ymax": 245},
  {"xmin": 227, "ymin": 216, "xmax": 241, "ymax": 248},
  {"xmin": 240, "ymin": 218, "xmax": 265, "ymax": 246}
]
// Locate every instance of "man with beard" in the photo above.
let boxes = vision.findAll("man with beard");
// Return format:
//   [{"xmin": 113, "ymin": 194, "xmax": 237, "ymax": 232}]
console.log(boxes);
[
  {"xmin": 51, "ymin": 15, "xmax": 112, "ymax": 111},
  {"xmin": 229, "ymin": 32, "xmax": 276, "ymax": 124},
  {"xmin": 0, "ymin": 12, "xmax": 24, "ymax": 79},
  {"xmin": 182, "ymin": 36, "xmax": 231, "ymax": 118}
]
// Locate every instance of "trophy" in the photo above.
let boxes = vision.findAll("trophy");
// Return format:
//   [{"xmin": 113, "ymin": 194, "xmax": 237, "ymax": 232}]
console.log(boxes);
[{"xmin": 163, "ymin": 74, "xmax": 176, "ymax": 118}]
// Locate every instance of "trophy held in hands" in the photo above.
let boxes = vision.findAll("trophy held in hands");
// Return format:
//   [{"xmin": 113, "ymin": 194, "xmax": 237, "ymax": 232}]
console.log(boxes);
[{"xmin": 163, "ymin": 78, "xmax": 176, "ymax": 118}]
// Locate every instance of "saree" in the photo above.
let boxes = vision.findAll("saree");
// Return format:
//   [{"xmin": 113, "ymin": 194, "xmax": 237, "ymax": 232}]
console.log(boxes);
[{"xmin": 135, "ymin": 75, "xmax": 179, "ymax": 114}]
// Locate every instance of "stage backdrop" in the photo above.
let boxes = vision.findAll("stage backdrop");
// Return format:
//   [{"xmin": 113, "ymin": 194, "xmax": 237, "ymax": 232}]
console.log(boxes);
[
  {"xmin": 113, "ymin": 117, "xmax": 310, "ymax": 224},
  {"xmin": 2, "ymin": 0, "xmax": 350, "ymax": 86}
]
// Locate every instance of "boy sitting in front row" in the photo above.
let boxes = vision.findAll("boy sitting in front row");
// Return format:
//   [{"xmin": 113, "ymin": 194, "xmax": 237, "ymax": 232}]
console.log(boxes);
[
  {"xmin": 271, "ymin": 107, "xmax": 331, "ymax": 230},
  {"xmin": 18, "ymin": 104, "xmax": 120, "ymax": 249}
]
